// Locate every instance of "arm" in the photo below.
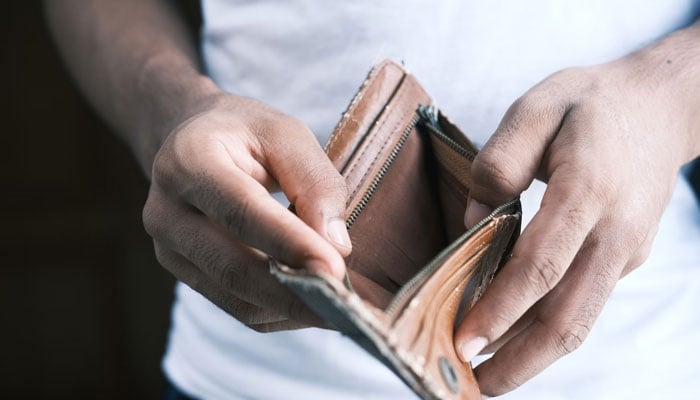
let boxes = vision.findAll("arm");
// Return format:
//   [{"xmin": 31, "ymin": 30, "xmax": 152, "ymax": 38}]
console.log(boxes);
[
  {"xmin": 45, "ymin": 0, "xmax": 352, "ymax": 330},
  {"xmin": 456, "ymin": 19, "xmax": 700, "ymax": 396},
  {"xmin": 45, "ymin": 0, "xmax": 211, "ymax": 174}
]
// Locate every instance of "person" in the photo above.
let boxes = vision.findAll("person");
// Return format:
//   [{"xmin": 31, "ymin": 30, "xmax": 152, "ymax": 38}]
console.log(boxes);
[{"xmin": 45, "ymin": 0, "xmax": 700, "ymax": 398}]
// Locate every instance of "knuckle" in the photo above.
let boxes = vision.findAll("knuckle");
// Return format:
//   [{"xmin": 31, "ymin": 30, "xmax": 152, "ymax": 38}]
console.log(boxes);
[
  {"xmin": 217, "ymin": 257, "xmax": 249, "ymax": 292},
  {"xmin": 615, "ymin": 211, "xmax": 650, "ymax": 247},
  {"xmin": 153, "ymin": 243, "xmax": 170, "ymax": 268},
  {"xmin": 294, "ymin": 168, "xmax": 348, "ymax": 213},
  {"xmin": 549, "ymin": 67, "xmax": 596, "ymax": 96},
  {"xmin": 262, "ymin": 114, "xmax": 313, "ymax": 141},
  {"xmin": 551, "ymin": 321, "xmax": 590, "ymax": 356},
  {"xmin": 484, "ymin": 309, "xmax": 520, "ymax": 343},
  {"xmin": 150, "ymin": 161, "xmax": 170, "ymax": 189},
  {"xmin": 226, "ymin": 300, "xmax": 259, "ymax": 326},
  {"xmin": 154, "ymin": 129, "xmax": 226, "ymax": 201},
  {"xmin": 507, "ymin": 90, "xmax": 566, "ymax": 129},
  {"xmin": 471, "ymin": 153, "xmax": 521, "ymax": 200},
  {"xmin": 150, "ymin": 151, "xmax": 175, "ymax": 187},
  {"xmin": 624, "ymin": 226, "xmax": 649, "ymax": 252},
  {"xmin": 508, "ymin": 93, "xmax": 541, "ymax": 117},
  {"xmin": 153, "ymin": 133, "xmax": 198, "ymax": 188},
  {"xmin": 222, "ymin": 196, "xmax": 254, "ymax": 238},
  {"xmin": 596, "ymin": 210, "xmax": 650, "ymax": 257},
  {"xmin": 285, "ymin": 116, "xmax": 312, "ymax": 134},
  {"xmin": 519, "ymin": 252, "xmax": 565, "ymax": 294},
  {"xmin": 169, "ymin": 129, "xmax": 197, "ymax": 165},
  {"xmin": 141, "ymin": 198, "xmax": 161, "ymax": 238},
  {"xmin": 304, "ymin": 164, "xmax": 346, "ymax": 194},
  {"xmin": 550, "ymin": 66, "xmax": 587, "ymax": 83},
  {"xmin": 626, "ymin": 245, "xmax": 651, "ymax": 271},
  {"xmin": 545, "ymin": 153, "xmax": 617, "ymax": 214},
  {"xmin": 230, "ymin": 302, "xmax": 282, "ymax": 328},
  {"xmin": 583, "ymin": 174, "xmax": 617, "ymax": 205},
  {"xmin": 193, "ymin": 240, "xmax": 227, "ymax": 279}
]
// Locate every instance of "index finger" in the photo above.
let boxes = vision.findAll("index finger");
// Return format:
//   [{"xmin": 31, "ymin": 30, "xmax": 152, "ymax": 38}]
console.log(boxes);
[
  {"xmin": 174, "ymin": 150, "xmax": 347, "ymax": 279},
  {"xmin": 455, "ymin": 167, "xmax": 602, "ymax": 362}
]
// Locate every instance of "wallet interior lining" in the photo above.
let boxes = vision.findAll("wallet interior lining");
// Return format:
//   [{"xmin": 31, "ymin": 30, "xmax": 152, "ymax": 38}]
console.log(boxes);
[{"xmin": 344, "ymin": 107, "xmax": 482, "ymax": 310}]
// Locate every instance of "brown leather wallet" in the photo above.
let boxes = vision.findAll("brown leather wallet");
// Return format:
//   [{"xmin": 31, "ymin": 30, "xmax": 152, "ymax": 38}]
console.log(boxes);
[{"xmin": 270, "ymin": 60, "xmax": 521, "ymax": 400}]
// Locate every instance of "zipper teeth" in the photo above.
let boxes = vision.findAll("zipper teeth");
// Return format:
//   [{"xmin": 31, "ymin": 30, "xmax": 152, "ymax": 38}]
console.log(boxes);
[
  {"xmin": 424, "ymin": 122, "xmax": 476, "ymax": 161},
  {"xmin": 417, "ymin": 105, "xmax": 477, "ymax": 161},
  {"xmin": 342, "ymin": 103, "xmax": 518, "ymax": 314},
  {"xmin": 345, "ymin": 113, "xmax": 421, "ymax": 229},
  {"xmin": 385, "ymin": 198, "xmax": 520, "ymax": 317}
]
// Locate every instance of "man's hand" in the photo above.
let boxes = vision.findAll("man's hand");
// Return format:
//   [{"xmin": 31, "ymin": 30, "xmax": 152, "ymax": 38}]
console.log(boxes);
[
  {"xmin": 456, "ymin": 23, "xmax": 700, "ymax": 396},
  {"xmin": 143, "ymin": 94, "xmax": 352, "ymax": 331},
  {"xmin": 45, "ymin": 0, "xmax": 352, "ymax": 332}
]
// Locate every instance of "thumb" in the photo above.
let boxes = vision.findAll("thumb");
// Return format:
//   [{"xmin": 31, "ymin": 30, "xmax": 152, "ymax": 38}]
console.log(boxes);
[
  {"xmin": 264, "ymin": 117, "xmax": 352, "ymax": 259},
  {"xmin": 465, "ymin": 92, "xmax": 567, "ymax": 227}
]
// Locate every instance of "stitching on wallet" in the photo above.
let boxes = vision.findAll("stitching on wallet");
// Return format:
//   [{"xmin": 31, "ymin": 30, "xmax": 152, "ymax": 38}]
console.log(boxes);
[
  {"xmin": 325, "ymin": 65, "xmax": 386, "ymax": 155},
  {"xmin": 346, "ymin": 79, "xmax": 416, "ymax": 200},
  {"xmin": 325, "ymin": 89, "xmax": 365, "ymax": 154}
]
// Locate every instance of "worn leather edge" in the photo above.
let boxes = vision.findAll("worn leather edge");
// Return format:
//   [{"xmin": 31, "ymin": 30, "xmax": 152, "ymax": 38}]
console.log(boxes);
[
  {"xmin": 324, "ymin": 60, "xmax": 407, "ymax": 171},
  {"xmin": 269, "ymin": 205, "xmax": 521, "ymax": 400},
  {"xmin": 268, "ymin": 261, "xmax": 429, "ymax": 398},
  {"xmin": 270, "ymin": 59, "xmax": 523, "ymax": 400},
  {"xmin": 389, "ymin": 212, "xmax": 521, "ymax": 400},
  {"xmin": 342, "ymin": 74, "xmax": 432, "ymax": 218}
]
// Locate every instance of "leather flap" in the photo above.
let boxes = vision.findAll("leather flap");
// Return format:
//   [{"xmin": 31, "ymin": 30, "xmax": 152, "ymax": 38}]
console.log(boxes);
[{"xmin": 270, "ymin": 60, "xmax": 522, "ymax": 400}]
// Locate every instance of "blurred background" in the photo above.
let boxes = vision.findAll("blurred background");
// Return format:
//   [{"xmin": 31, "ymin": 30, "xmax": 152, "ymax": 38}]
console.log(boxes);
[{"xmin": 2, "ymin": 1, "xmax": 199, "ymax": 398}]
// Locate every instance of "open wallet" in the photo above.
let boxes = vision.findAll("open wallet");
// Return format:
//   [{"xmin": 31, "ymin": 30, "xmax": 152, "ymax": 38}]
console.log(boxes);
[{"xmin": 269, "ymin": 60, "xmax": 522, "ymax": 400}]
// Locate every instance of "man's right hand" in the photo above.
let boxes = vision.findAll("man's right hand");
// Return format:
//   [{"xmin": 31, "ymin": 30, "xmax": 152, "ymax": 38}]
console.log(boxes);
[
  {"xmin": 45, "ymin": 0, "xmax": 351, "ymax": 332},
  {"xmin": 142, "ymin": 94, "xmax": 352, "ymax": 332}
]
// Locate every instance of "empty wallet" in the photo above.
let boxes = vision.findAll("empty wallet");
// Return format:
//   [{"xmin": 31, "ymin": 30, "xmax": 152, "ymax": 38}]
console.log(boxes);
[{"xmin": 270, "ymin": 60, "xmax": 521, "ymax": 400}]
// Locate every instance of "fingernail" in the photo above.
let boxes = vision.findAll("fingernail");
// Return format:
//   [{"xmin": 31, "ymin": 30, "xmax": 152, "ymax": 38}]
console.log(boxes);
[
  {"xmin": 465, "ymin": 199, "xmax": 493, "ymax": 228},
  {"xmin": 458, "ymin": 336, "xmax": 488, "ymax": 363},
  {"xmin": 327, "ymin": 217, "xmax": 352, "ymax": 250}
]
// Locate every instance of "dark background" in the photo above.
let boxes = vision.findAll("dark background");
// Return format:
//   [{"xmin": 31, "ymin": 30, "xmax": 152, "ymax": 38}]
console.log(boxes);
[{"xmin": 2, "ymin": 1, "xmax": 199, "ymax": 398}]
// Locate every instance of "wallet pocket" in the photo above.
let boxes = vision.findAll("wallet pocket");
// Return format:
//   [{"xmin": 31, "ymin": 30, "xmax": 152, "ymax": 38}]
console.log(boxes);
[
  {"xmin": 340, "ymin": 101, "xmax": 483, "ymax": 310},
  {"xmin": 270, "ymin": 60, "xmax": 521, "ymax": 400}
]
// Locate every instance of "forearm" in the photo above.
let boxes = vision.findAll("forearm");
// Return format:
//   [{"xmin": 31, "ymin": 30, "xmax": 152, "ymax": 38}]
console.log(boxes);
[
  {"xmin": 622, "ymin": 19, "xmax": 700, "ymax": 162},
  {"xmin": 44, "ymin": 0, "xmax": 221, "ymax": 175}
]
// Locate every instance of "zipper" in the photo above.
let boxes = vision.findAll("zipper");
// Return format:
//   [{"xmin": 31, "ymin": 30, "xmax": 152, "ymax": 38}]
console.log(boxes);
[
  {"xmin": 417, "ymin": 105, "xmax": 477, "ymax": 161},
  {"xmin": 343, "ymin": 103, "xmax": 505, "ymax": 301},
  {"xmin": 346, "ymin": 105, "xmax": 476, "ymax": 229},
  {"xmin": 341, "ymin": 110, "xmax": 420, "ymax": 291},
  {"xmin": 345, "ymin": 112, "xmax": 421, "ymax": 229},
  {"xmin": 384, "ymin": 198, "xmax": 520, "ymax": 317}
]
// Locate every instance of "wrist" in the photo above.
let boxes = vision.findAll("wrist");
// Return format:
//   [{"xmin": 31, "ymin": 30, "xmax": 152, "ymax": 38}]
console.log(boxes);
[
  {"xmin": 616, "ymin": 21, "xmax": 700, "ymax": 162},
  {"xmin": 133, "ymin": 54, "xmax": 225, "ymax": 175}
]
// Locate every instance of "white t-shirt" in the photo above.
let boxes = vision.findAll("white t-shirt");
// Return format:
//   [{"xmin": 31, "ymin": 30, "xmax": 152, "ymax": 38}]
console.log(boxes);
[{"xmin": 163, "ymin": 1, "xmax": 700, "ymax": 398}]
